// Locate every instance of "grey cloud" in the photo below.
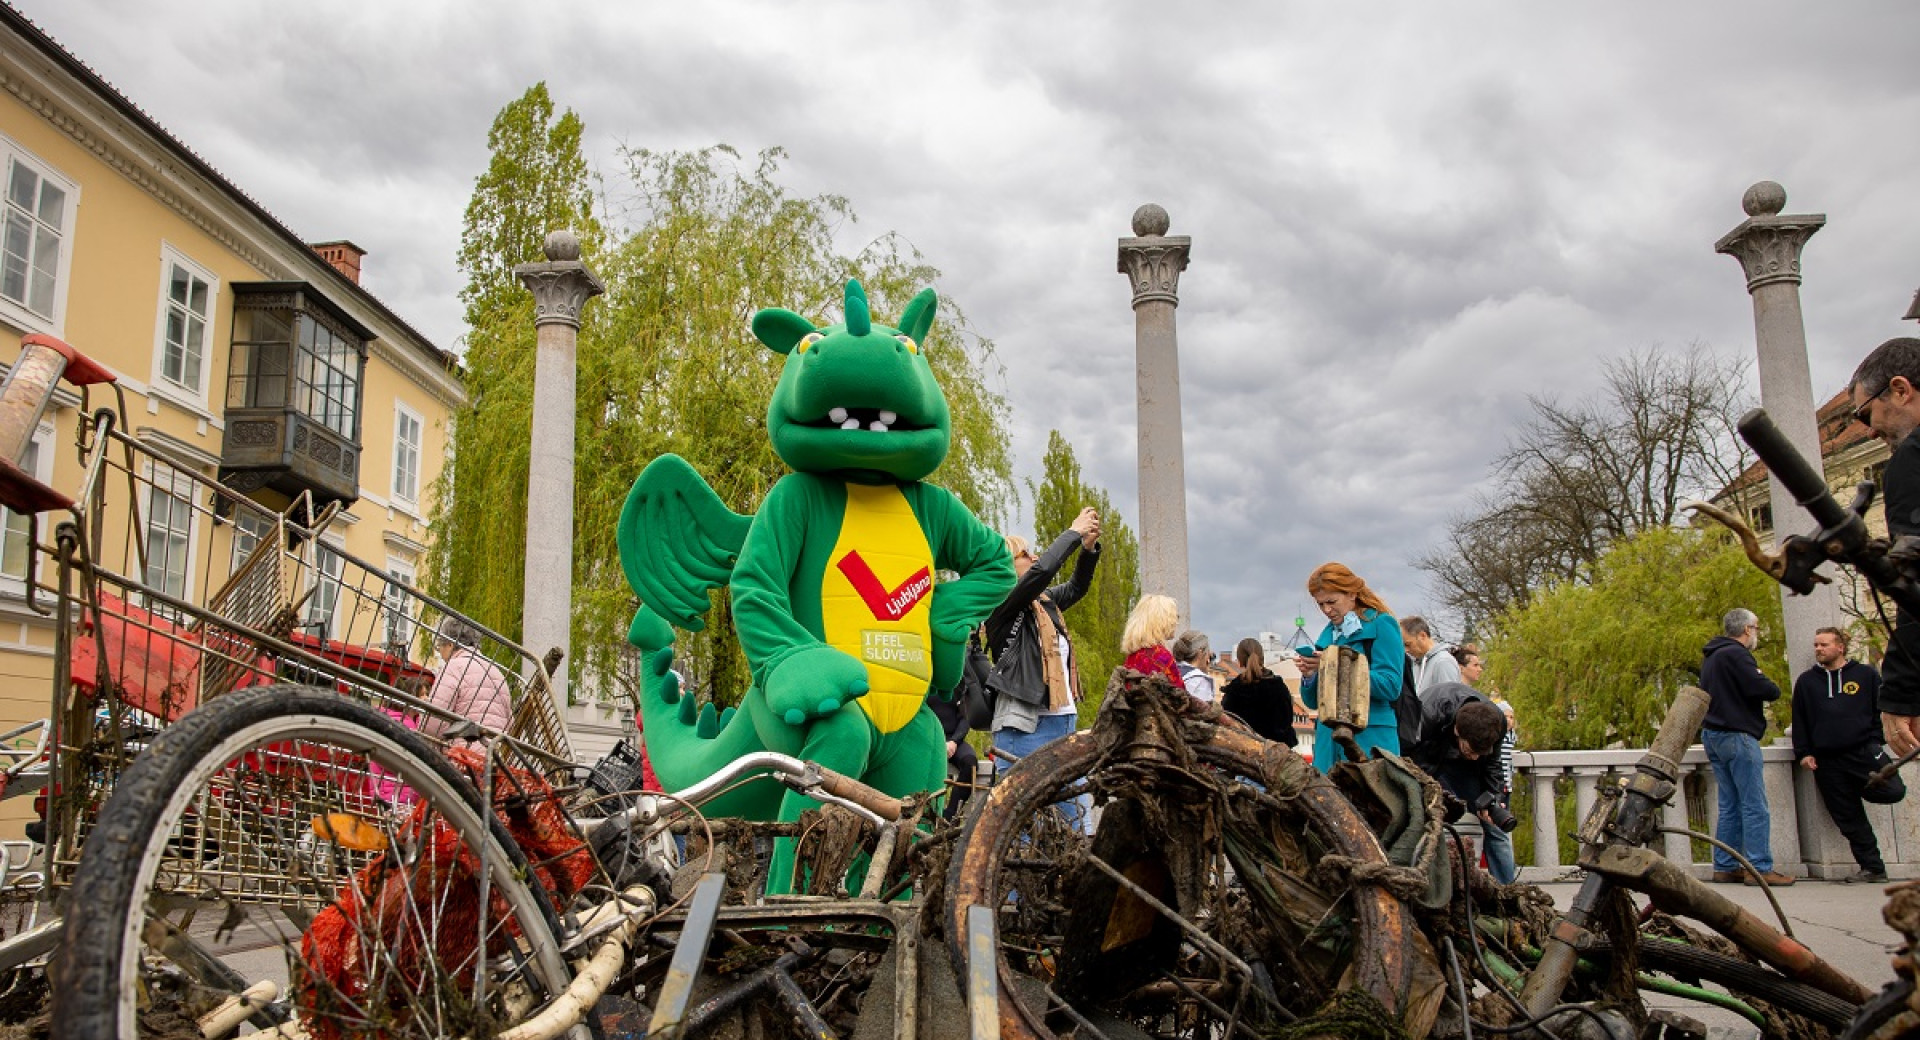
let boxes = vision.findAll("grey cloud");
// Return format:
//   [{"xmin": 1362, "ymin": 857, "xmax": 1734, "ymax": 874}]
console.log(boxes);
[{"xmin": 29, "ymin": 0, "xmax": 1920, "ymax": 646}]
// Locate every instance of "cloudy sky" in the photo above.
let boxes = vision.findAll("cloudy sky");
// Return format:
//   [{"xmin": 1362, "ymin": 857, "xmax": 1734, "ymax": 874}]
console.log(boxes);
[{"xmin": 31, "ymin": 2, "xmax": 1920, "ymax": 643}]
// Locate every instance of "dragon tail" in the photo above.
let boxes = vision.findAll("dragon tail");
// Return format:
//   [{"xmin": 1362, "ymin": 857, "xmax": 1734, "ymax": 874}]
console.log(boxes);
[{"xmin": 632, "ymin": 607, "xmax": 782, "ymax": 820}]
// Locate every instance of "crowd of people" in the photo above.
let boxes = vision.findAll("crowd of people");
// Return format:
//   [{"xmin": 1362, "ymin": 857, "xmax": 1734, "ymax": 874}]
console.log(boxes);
[{"xmin": 949, "ymin": 522, "xmax": 1520, "ymax": 880}]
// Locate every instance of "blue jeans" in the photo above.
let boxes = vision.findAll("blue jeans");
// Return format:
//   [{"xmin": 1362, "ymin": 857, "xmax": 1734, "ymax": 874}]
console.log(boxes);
[
  {"xmin": 1482, "ymin": 805, "xmax": 1518, "ymax": 884},
  {"xmin": 1703, "ymin": 728, "xmax": 1773, "ymax": 873},
  {"xmin": 996, "ymin": 712, "xmax": 1092, "ymax": 834}
]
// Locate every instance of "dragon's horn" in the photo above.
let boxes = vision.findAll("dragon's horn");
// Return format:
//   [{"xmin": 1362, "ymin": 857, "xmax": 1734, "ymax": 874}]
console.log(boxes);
[{"xmin": 845, "ymin": 279, "xmax": 871, "ymax": 336}]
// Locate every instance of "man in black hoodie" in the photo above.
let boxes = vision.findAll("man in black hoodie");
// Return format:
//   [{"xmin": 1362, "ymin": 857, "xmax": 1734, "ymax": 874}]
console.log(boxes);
[
  {"xmin": 1792, "ymin": 627, "xmax": 1887, "ymax": 883},
  {"xmin": 1700, "ymin": 608, "xmax": 1791, "ymax": 885}
]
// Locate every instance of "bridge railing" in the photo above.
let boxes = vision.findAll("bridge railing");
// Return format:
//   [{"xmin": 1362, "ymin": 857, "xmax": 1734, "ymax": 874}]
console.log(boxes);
[{"xmin": 1513, "ymin": 742, "xmax": 1920, "ymax": 881}]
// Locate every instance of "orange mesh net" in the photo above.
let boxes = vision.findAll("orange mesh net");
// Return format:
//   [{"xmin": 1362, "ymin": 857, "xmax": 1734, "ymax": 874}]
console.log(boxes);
[{"xmin": 297, "ymin": 748, "xmax": 595, "ymax": 1038}]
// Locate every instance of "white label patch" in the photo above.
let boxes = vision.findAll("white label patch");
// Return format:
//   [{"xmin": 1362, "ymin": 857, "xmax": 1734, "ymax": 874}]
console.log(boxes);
[{"xmin": 861, "ymin": 630, "xmax": 931, "ymax": 681}]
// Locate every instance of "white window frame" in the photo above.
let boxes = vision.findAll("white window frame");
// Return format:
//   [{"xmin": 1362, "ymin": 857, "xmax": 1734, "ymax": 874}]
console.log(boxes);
[
  {"xmin": 141, "ymin": 462, "xmax": 199, "ymax": 609},
  {"xmin": 229, "ymin": 507, "xmax": 274, "ymax": 573},
  {"xmin": 149, "ymin": 243, "xmax": 219, "ymax": 407},
  {"xmin": 0, "ymin": 424, "xmax": 54, "ymax": 594},
  {"xmin": 305, "ymin": 539, "xmax": 346, "ymax": 642},
  {"xmin": 391, "ymin": 400, "xmax": 422, "ymax": 510},
  {"xmin": 384, "ymin": 556, "xmax": 416, "ymax": 651},
  {"xmin": 0, "ymin": 134, "xmax": 78, "ymax": 337}
]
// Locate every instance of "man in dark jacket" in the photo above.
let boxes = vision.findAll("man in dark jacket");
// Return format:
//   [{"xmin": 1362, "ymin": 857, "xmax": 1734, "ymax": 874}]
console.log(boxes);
[
  {"xmin": 1792, "ymin": 627, "xmax": 1887, "ymax": 883},
  {"xmin": 1700, "ymin": 608, "xmax": 1791, "ymax": 885},
  {"xmin": 1407, "ymin": 681, "xmax": 1506, "ymax": 814},
  {"xmin": 983, "ymin": 508, "xmax": 1100, "ymax": 755},
  {"xmin": 1848, "ymin": 338, "xmax": 1920, "ymax": 758}
]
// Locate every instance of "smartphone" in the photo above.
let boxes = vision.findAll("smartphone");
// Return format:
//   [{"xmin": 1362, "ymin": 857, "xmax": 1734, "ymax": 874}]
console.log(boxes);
[{"xmin": 1295, "ymin": 645, "xmax": 1318, "ymax": 659}]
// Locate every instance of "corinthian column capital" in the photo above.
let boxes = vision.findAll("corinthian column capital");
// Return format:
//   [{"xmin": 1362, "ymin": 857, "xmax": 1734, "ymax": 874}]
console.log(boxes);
[
  {"xmin": 1714, "ymin": 181, "xmax": 1824, "ymax": 293},
  {"xmin": 514, "ymin": 230, "xmax": 605, "ymax": 329},
  {"xmin": 1118, "ymin": 203, "xmax": 1192, "ymax": 308}
]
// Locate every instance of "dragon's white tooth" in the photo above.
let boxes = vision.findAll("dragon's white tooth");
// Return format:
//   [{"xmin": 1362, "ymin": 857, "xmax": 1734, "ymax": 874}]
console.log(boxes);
[
  {"xmin": 841, "ymin": 419, "xmax": 861, "ymax": 430},
  {"xmin": 829, "ymin": 407, "xmax": 849, "ymax": 423},
  {"xmin": 879, "ymin": 410, "xmax": 897, "ymax": 424},
  {"xmin": 869, "ymin": 421, "xmax": 889, "ymax": 432}
]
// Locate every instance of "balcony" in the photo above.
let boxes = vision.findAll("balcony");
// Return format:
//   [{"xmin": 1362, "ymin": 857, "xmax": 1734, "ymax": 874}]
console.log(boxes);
[{"xmin": 220, "ymin": 283, "xmax": 369, "ymax": 507}]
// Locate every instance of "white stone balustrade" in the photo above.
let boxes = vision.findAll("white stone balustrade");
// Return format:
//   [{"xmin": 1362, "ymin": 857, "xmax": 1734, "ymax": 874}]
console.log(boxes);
[{"xmin": 1512, "ymin": 741, "xmax": 1920, "ymax": 882}]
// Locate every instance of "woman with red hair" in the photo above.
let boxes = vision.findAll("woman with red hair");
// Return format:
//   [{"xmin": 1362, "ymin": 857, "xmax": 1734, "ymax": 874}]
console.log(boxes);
[{"xmin": 1295, "ymin": 562, "xmax": 1405, "ymax": 772}]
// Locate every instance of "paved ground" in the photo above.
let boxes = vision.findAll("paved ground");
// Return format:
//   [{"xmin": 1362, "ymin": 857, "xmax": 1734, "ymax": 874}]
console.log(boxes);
[{"xmin": 1530, "ymin": 877, "xmax": 1904, "ymax": 1039}]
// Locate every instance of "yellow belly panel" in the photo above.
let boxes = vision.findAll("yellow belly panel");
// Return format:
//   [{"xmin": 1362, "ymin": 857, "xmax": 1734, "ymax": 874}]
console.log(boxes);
[{"xmin": 822, "ymin": 484, "xmax": 935, "ymax": 734}]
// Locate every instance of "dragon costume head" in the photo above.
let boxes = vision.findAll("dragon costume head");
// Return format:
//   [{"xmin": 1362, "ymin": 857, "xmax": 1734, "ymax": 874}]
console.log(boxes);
[{"xmin": 751, "ymin": 280, "xmax": 950, "ymax": 484}]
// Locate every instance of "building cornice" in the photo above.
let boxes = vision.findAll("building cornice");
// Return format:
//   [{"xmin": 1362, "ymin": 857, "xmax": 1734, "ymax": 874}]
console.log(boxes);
[{"xmin": 0, "ymin": 13, "xmax": 466, "ymax": 412}]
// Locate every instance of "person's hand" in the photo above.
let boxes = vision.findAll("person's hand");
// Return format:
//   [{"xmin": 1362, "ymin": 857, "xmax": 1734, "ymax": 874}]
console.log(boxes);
[
  {"xmin": 1799, "ymin": 755, "xmax": 1817, "ymax": 771},
  {"xmin": 1478, "ymin": 810, "xmax": 1493, "ymax": 827},
  {"xmin": 1885, "ymin": 712, "xmax": 1920, "ymax": 757},
  {"xmin": 1071, "ymin": 507, "xmax": 1100, "ymax": 549},
  {"xmin": 1296, "ymin": 654, "xmax": 1320, "ymax": 678},
  {"xmin": 946, "ymin": 740, "xmax": 958, "ymax": 759}
]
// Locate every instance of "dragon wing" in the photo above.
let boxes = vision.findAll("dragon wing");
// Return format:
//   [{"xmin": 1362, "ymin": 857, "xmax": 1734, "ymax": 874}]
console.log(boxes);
[{"xmin": 617, "ymin": 454, "xmax": 753, "ymax": 641}]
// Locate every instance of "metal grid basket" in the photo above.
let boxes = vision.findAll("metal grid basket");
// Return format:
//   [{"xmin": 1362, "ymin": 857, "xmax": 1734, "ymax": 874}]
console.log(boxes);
[{"xmin": 30, "ymin": 412, "xmax": 574, "ymax": 896}]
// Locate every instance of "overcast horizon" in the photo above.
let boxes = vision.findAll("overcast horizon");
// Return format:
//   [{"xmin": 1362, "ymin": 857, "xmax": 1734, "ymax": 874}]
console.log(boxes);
[{"xmin": 29, "ymin": 1, "xmax": 1920, "ymax": 644}]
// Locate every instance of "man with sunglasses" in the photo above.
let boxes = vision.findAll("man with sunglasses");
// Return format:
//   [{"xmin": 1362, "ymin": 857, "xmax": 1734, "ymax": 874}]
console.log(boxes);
[{"xmin": 1848, "ymin": 337, "xmax": 1920, "ymax": 759}]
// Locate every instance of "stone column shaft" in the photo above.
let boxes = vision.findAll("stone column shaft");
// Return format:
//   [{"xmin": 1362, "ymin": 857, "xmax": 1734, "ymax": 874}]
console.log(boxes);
[
  {"xmin": 1119, "ymin": 205, "xmax": 1193, "ymax": 622},
  {"xmin": 514, "ymin": 232, "xmax": 604, "ymax": 708},
  {"xmin": 1715, "ymin": 182, "xmax": 1838, "ymax": 679}
]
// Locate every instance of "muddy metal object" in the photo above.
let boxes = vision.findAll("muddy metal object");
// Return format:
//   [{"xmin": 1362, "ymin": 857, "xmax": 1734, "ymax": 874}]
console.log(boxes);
[
  {"xmin": 1522, "ymin": 686, "xmax": 1714, "ymax": 1021},
  {"xmin": 1581, "ymin": 845, "xmax": 1868, "ymax": 1006},
  {"xmin": 648, "ymin": 872, "xmax": 728, "ymax": 1037},
  {"xmin": 946, "ymin": 670, "xmax": 1418, "ymax": 1039}
]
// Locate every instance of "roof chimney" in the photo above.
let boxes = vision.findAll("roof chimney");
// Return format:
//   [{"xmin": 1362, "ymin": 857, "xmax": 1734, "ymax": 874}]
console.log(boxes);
[{"xmin": 310, "ymin": 241, "xmax": 366, "ymax": 285}]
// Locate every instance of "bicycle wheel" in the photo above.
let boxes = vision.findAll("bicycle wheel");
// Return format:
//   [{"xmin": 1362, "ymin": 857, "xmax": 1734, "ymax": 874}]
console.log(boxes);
[
  {"xmin": 52, "ymin": 685, "xmax": 585, "ymax": 1040},
  {"xmin": 947, "ymin": 688, "xmax": 1420, "ymax": 1039},
  {"xmin": 1580, "ymin": 935, "xmax": 1863, "ymax": 1030}
]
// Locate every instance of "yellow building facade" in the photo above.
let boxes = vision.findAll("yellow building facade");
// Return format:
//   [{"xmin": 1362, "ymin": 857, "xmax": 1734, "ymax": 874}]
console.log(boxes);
[{"xmin": 0, "ymin": 8, "xmax": 463, "ymax": 807}]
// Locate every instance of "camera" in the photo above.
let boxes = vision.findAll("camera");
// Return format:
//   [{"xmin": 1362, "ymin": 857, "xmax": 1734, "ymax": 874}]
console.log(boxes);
[{"xmin": 1471, "ymin": 791, "xmax": 1518, "ymax": 833}]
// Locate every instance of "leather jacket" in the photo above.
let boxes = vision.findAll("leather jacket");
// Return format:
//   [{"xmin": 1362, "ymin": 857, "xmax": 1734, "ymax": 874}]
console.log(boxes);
[{"xmin": 982, "ymin": 529, "xmax": 1100, "ymax": 733}]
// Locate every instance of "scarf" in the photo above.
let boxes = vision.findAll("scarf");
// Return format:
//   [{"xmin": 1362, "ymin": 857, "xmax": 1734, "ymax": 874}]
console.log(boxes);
[{"xmin": 1033, "ymin": 598, "xmax": 1082, "ymax": 711}]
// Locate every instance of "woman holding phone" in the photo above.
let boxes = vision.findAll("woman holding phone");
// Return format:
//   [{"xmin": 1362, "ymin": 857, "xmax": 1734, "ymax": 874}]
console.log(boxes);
[{"xmin": 1295, "ymin": 562, "xmax": 1405, "ymax": 772}]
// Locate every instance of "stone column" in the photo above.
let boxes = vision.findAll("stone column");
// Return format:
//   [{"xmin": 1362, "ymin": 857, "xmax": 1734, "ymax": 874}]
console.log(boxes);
[
  {"xmin": 514, "ymin": 230, "xmax": 604, "ymax": 706},
  {"xmin": 1715, "ymin": 181, "xmax": 1839, "ymax": 679},
  {"xmin": 1118, "ymin": 204, "xmax": 1193, "ymax": 621}
]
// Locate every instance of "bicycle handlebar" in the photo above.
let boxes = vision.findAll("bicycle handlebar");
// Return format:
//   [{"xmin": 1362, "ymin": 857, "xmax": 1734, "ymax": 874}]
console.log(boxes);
[
  {"xmin": 1648, "ymin": 686, "xmax": 1711, "ymax": 772},
  {"xmin": 1736, "ymin": 409, "xmax": 1851, "ymax": 531}
]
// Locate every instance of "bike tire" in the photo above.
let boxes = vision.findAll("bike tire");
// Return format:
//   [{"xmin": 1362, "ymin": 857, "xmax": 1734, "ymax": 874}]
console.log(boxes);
[
  {"xmin": 1583, "ymin": 935, "xmax": 1863, "ymax": 1030},
  {"xmin": 947, "ymin": 715, "xmax": 1415, "ymax": 1040},
  {"xmin": 51, "ymin": 685, "xmax": 579, "ymax": 1040}
]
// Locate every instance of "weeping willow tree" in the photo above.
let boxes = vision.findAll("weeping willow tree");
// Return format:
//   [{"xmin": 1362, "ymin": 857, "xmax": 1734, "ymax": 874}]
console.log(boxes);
[
  {"xmin": 1484, "ymin": 525, "xmax": 1788, "ymax": 750},
  {"xmin": 431, "ymin": 89, "xmax": 1013, "ymax": 704}
]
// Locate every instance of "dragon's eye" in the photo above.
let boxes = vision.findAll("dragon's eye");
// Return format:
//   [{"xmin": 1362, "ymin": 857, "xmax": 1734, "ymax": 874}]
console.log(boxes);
[
  {"xmin": 895, "ymin": 334, "xmax": 918, "ymax": 355},
  {"xmin": 796, "ymin": 332, "xmax": 824, "ymax": 354}
]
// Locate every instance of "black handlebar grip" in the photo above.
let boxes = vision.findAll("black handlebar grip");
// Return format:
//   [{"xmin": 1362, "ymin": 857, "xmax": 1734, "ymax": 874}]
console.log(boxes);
[{"xmin": 1736, "ymin": 408, "xmax": 1850, "ymax": 531}]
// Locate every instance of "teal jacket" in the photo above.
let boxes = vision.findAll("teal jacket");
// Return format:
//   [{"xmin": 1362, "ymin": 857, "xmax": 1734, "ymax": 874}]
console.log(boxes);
[{"xmin": 1299, "ymin": 609, "xmax": 1404, "ymax": 772}]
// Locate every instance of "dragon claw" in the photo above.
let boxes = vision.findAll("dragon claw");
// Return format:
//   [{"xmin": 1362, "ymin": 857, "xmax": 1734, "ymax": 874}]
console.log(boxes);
[{"xmin": 819, "ymin": 698, "xmax": 840, "ymax": 715}]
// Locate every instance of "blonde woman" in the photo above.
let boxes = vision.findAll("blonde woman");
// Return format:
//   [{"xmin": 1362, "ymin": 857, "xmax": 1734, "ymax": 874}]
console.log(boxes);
[{"xmin": 1121, "ymin": 594, "xmax": 1184, "ymax": 687}]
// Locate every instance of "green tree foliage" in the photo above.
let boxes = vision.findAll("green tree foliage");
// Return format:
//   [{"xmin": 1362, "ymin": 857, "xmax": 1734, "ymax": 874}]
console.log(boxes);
[
  {"xmin": 1027, "ymin": 430, "xmax": 1141, "ymax": 720},
  {"xmin": 433, "ymin": 92, "xmax": 1014, "ymax": 703},
  {"xmin": 1483, "ymin": 525, "xmax": 1789, "ymax": 751}
]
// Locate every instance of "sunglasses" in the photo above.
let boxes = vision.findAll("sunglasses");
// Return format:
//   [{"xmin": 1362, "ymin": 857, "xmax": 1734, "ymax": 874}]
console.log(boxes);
[{"xmin": 1855, "ymin": 383, "xmax": 1892, "ymax": 427}]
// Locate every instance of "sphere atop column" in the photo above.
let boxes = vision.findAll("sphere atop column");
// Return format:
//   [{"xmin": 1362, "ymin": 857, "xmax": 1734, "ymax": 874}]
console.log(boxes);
[
  {"xmin": 543, "ymin": 229, "xmax": 583, "ymax": 262},
  {"xmin": 1131, "ymin": 204, "xmax": 1171, "ymax": 237},
  {"xmin": 1742, "ymin": 181, "xmax": 1787, "ymax": 218}
]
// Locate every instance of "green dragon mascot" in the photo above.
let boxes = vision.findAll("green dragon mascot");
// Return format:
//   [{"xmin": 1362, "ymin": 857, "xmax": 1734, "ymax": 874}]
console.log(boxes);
[{"xmin": 617, "ymin": 280, "xmax": 1014, "ymax": 890}]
